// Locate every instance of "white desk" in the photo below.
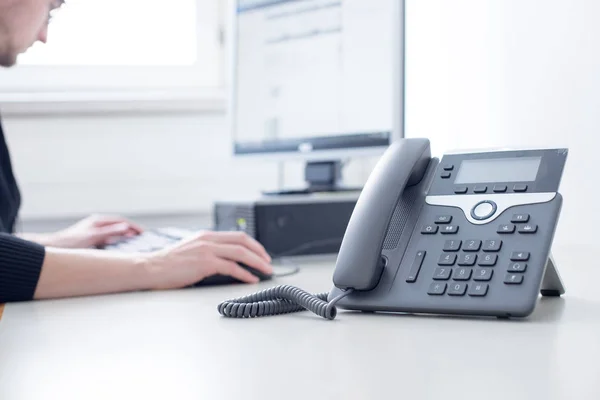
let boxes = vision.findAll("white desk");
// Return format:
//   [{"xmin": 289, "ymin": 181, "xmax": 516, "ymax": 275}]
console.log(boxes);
[{"xmin": 1, "ymin": 244, "xmax": 599, "ymax": 400}]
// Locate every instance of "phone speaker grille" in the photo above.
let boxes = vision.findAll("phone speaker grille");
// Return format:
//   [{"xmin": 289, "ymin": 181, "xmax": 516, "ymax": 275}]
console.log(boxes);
[{"xmin": 382, "ymin": 187, "xmax": 420, "ymax": 250}]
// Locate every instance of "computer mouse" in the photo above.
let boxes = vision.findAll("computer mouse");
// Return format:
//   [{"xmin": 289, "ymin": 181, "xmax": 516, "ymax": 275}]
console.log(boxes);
[{"xmin": 192, "ymin": 263, "xmax": 272, "ymax": 287}]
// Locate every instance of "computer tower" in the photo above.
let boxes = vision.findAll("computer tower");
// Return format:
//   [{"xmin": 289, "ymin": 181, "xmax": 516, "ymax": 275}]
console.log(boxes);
[{"xmin": 213, "ymin": 193, "xmax": 359, "ymax": 257}]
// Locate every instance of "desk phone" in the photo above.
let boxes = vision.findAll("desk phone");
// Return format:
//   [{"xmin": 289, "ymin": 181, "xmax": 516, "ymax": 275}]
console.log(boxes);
[{"xmin": 218, "ymin": 138, "xmax": 568, "ymax": 320}]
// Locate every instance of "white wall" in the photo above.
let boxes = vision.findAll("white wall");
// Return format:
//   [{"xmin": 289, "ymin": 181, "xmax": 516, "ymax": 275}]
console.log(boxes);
[
  {"xmin": 404, "ymin": 0, "xmax": 599, "ymax": 247},
  {"xmin": 3, "ymin": 0, "xmax": 598, "ymax": 247},
  {"xmin": 3, "ymin": 112, "xmax": 261, "ymax": 218},
  {"xmin": 2, "ymin": 111, "xmax": 374, "ymax": 219}
]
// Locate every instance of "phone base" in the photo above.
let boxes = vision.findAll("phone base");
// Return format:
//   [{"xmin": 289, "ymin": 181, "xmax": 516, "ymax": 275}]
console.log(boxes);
[{"xmin": 540, "ymin": 252, "xmax": 565, "ymax": 297}]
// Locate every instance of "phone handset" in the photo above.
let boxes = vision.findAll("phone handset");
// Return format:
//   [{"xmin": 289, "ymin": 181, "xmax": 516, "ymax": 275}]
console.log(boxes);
[
  {"xmin": 217, "ymin": 138, "xmax": 433, "ymax": 320},
  {"xmin": 332, "ymin": 138, "xmax": 432, "ymax": 290}
]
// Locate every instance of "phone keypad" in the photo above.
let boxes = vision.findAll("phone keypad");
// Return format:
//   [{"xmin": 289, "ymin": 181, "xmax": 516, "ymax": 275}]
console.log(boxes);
[
  {"xmin": 453, "ymin": 267, "xmax": 472, "ymax": 281},
  {"xmin": 478, "ymin": 254, "xmax": 498, "ymax": 266},
  {"xmin": 467, "ymin": 283, "xmax": 489, "ymax": 296},
  {"xmin": 430, "ymin": 241, "xmax": 529, "ymax": 294},
  {"xmin": 412, "ymin": 213, "xmax": 539, "ymax": 297},
  {"xmin": 413, "ymin": 213, "xmax": 539, "ymax": 297},
  {"xmin": 473, "ymin": 268, "xmax": 493, "ymax": 281},
  {"xmin": 482, "ymin": 240, "xmax": 502, "ymax": 251},
  {"xmin": 457, "ymin": 253, "xmax": 477, "ymax": 266},
  {"xmin": 427, "ymin": 282, "xmax": 447, "ymax": 295},
  {"xmin": 463, "ymin": 240, "xmax": 481, "ymax": 251},
  {"xmin": 448, "ymin": 282, "xmax": 468, "ymax": 296},
  {"xmin": 443, "ymin": 240, "xmax": 461, "ymax": 252},
  {"xmin": 438, "ymin": 254, "xmax": 456, "ymax": 266},
  {"xmin": 433, "ymin": 267, "xmax": 451, "ymax": 280}
]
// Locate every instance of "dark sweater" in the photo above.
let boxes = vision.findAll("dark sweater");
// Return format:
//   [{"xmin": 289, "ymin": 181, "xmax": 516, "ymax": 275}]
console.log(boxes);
[{"xmin": 0, "ymin": 117, "xmax": 45, "ymax": 303}]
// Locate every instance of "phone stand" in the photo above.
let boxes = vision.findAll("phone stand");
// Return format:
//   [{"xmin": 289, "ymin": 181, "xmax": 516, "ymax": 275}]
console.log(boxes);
[{"xmin": 540, "ymin": 253, "xmax": 565, "ymax": 297}]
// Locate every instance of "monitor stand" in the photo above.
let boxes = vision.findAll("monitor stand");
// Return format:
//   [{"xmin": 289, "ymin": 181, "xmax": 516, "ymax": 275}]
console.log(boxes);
[{"xmin": 262, "ymin": 160, "xmax": 362, "ymax": 196}]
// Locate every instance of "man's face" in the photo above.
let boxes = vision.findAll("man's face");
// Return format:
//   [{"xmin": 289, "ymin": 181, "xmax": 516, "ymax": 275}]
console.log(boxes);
[{"xmin": 0, "ymin": 0, "xmax": 64, "ymax": 67}]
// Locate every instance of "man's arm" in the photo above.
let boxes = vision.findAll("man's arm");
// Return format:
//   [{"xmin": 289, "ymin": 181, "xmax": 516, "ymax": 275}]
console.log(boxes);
[
  {"xmin": 0, "ymin": 233, "xmax": 148, "ymax": 303},
  {"xmin": 0, "ymin": 234, "xmax": 45, "ymax": 303},
  {"xmin": 33, "ymin": 248, "xmax": 151, "ymax": 300},
  {"xmin": 14, "ymin": 233, "xmax": 54, "ymax": 247},
  {"xmin": 1, "ymin": 231, "xmax": 272, "ymax": 304}
]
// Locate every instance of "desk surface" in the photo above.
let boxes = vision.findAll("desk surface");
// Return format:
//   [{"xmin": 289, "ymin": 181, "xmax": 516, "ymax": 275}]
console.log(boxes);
[{"xmin": 1, "ymin": 244, "xmax": 599, "ymax": 400}]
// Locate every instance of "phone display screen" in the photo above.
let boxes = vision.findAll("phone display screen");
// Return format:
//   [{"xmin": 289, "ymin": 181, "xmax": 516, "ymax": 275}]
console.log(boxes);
[{"xmin": 454, "ymin": 157, "xmax": 542, "ymax": 184}]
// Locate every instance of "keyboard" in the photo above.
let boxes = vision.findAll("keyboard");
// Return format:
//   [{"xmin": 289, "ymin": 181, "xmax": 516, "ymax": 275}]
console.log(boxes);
[{"xmin": 102, "ymin": 227, "xmax": 196, "ymax": 253}]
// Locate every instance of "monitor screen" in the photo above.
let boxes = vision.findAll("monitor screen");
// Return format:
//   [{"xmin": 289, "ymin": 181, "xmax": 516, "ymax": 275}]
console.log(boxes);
[{"xmin": 232, "ymin": 0, "xmax": 398, "ymax": 156}]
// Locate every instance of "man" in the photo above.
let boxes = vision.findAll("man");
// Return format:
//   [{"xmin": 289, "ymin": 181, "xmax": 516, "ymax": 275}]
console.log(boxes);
[{"xmin": 0, "ymin": 0, "xmax": 272, "ymax": 303}]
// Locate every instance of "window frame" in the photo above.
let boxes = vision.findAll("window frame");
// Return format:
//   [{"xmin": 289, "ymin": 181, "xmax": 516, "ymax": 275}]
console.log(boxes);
[{"xmin": 0, "ymin": 0, "xmax": 227, "ymax": 115}]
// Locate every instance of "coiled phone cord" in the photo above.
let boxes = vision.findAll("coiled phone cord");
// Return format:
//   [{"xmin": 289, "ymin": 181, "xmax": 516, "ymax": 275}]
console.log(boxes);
[{"xmin": 217, "ymin": 285, "xmax": 354, "ymax": 320}]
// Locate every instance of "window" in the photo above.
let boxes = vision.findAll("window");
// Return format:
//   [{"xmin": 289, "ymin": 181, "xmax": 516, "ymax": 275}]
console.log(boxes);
[{"xmin": 0, "ymin": 0, "xmax": 225, "ymax": 107}]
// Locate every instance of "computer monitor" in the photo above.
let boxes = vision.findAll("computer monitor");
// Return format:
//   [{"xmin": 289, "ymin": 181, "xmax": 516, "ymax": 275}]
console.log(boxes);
[{"xmin": 228, "ymin": 0, "xmax": 405, "ymax": 194}]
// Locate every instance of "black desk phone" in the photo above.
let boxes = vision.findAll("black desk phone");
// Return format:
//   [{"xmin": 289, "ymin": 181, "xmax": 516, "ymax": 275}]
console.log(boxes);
[{"xmin": 218, "ymin": 138, "xmax": 568, "ymax": 320}]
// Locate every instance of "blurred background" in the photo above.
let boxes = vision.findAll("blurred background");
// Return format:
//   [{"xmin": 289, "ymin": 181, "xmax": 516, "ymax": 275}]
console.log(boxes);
[{"xmin": 0, "ymin": 0, "xmax": 597, "ymax": 248}]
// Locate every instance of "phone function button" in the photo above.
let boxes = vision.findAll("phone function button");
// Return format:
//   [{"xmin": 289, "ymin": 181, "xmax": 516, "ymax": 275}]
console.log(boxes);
[
  {"xmin": 468, "ymin": 283, "xmax": 489, "ymax": 297},
  {"xmin": 443, "ymin": 240, "xmax": 462, "ymax": 252},
  {"xmin": 473, "ymin": 185, "xmax": 487, "ymax": 193},
  {"xmin": 513, "ymin": 184, "xmax": 528, "ymax": 192},
  {"xmin": 510, "ymin": 251, "xmax": 530, "ymax": 261},
  {"xmin": 427, "ymin": 282, "xmax": 447, "ymax": 295},
  {"xmin": 435, "ymin": 215, "xmax": 452, "ymax": 224},
  {"xmin": 504, "ymin": 273, "xmax": 524, "ymax": 284},
  {"xmin": 454, "ymin": 186, "xmax": 468, "ymax": 194},
  {"xmin": 493, "ymin": 185, "xmax": 507, "ymax": 193},
  {"xmin": 508, "ymin": 262, "xmax": 527, "ymax": 272},
  {"xmin": 471, "ymin": 200, "xmax": 497, "ymax": 220},
  {"xmin": 421, "ymin": 225, "xmax": 438, "ymax": 234},
  {"xmin": 443, "ymin": 164, "xmax": 454, "ymax": 171},
  {"xmin": 441, "ymin": 172, "xmax": 451, "ymax": 179},
  {"xmin": 511, "ymin": 214, "xmax": 530, "ymax": 223},
  {"xmin": 406, "ymin": 251, "xmax": 426, "ymax": 283},
  {"xmin": 440, "ymin": 225, "xmax": 459, "ymax": 234},
  {"xmin": 518, "ymin": 224, "xmax": 538, "ymax": 234},
  {"xmin": 497, "ymin": 224, "xmax": 516, "ymax": 234}
]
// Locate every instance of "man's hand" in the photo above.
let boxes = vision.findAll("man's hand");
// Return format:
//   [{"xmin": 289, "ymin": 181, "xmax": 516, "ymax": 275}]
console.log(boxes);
[
  {"xmin": 143, "ymin": 231, "xmax": 273, "ymax": 289},
  {"xmin": 33, "ymin": 230, "xmax": 272, "ymax": 301},
  {"xmin": 31, "ymin": 214, "xmax": 144, "ymax": 249}
]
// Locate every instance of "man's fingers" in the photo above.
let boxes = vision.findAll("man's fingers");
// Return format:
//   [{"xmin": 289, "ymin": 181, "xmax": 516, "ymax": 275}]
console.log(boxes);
[
  {"xmin": 92, "ymin": 223, "xmax": 131, "ymax": 243},
  {"xmin": 210, "ymin": 243, "xmax": 273, "ymax": 276},
  {"xmin": 209, "ymin": 258, "xmax": 260, "ymax": 284},
  {"xmin": 201, "ymin": 231, "xmax": 271, "ymax": 262},
  {"xmin": 93, "ymin": 215, "xmax": 145, "ymax": 233}
]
